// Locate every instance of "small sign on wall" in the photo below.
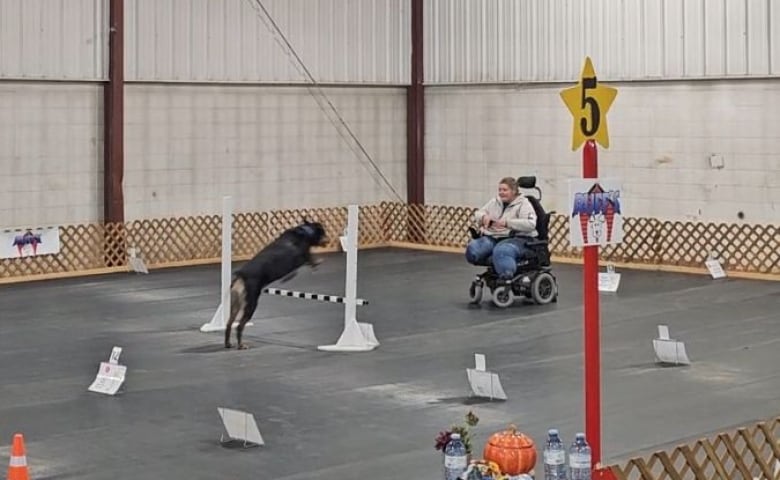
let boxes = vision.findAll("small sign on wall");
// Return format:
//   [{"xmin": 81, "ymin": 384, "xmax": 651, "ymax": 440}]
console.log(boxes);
[
  {"xmin": 568, "ymin": 178, "xmax": 624, "ymax": 248},
  {"xmin": 0, "ymin": 226, "xmax": 61, "ymax": 259}
]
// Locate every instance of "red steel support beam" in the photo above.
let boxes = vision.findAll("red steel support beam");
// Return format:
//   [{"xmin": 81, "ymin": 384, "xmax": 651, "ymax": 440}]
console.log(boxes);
[
  {"xmin": 406, "ymin": 0, "xmax": 424, "ymax": 206},
  {"xmin": 104, "ymin": 0, "xmax": 125, "ymax": 224}
]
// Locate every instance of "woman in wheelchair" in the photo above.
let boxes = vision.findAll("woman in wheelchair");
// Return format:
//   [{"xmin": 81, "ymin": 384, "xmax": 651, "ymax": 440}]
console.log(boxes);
[
  {"xmin": 466, "ymin": 176, "xmax": 559, "ymax": 308},
  {"xmin": 466, "ymin": 176, "xmax": 538, "ymax": 273}
]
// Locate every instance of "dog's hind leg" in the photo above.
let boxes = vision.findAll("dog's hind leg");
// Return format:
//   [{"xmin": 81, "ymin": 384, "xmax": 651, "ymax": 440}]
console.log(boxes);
[
  {"xmin": 236, "ymin": 294, "xmax": 259, "ymax": 350},
  {"xmin": 225, "ymin": 277, "xmax": 246, "ymax": 349}
]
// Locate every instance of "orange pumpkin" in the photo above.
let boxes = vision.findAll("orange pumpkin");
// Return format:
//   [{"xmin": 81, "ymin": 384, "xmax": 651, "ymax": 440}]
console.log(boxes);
[{"xmin": 482, "ymin": 424, "xmax": 537, "ymax": 475}]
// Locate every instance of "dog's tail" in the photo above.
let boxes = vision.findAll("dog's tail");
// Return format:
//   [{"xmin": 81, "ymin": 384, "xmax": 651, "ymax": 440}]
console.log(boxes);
[{"xmin": 229, "ymin": 276, "xmax": 247, "ymax": 325}]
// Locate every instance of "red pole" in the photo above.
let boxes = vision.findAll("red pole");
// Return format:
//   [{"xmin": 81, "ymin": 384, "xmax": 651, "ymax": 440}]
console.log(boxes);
[
  {"xmin": 104, "ymin": 0, "xmax": 125, "ymax": 224},
  {"xmin": 405, "ymin": 0, "xmax": 425, "ymax": 243},
  {"xmin": 582, "ymin": 139, "xmax": 601, "ymax": 467},
  {"xmin": 407, "ymin": 0, "xmax": 424, "ymax": 205}
]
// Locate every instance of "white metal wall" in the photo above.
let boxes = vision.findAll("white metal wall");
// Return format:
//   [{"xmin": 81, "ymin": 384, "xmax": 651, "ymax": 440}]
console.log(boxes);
[
  {"xmin": 125, "ymin": 0, "xmax": 411, "ymax": 84},
  {"xmin": 0, "ymin": 0, "xmax": 107, "ymax": 80},
  {"xmin": 425, "ymin": 0, "xmax": 780, "ymax": 83},
  {"xmin": 425, "ymin": 81, "xmax": 780, "ymax": 224},
  {"xmin": 0, "ymin": 82, "xmax": 103, "ymax": 227},
  {"xmin": 0, "ymin": 0, "xmax": 411, "ymax": 84},
  {"xmin": 3, "ymin": 0, "xmax": 779, "ymax": 84},
  {"xmin": 123, "ymin": 85, "xmax": 407, "ymax": 220}
]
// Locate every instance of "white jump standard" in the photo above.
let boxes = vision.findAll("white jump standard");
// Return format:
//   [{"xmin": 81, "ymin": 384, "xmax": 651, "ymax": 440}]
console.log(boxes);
[
  {"xmin": 200, "ymin": 196, "xmax": 253, "ymax": 333},
  {"xmin": 317, "ymin": 204, "xmax": 379, "ymax": 352}
]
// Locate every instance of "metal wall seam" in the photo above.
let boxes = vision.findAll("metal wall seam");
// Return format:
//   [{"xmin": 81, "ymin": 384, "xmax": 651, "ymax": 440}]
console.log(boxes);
[{"xmin": 772, "ymin": 0, "xmax": 778, "ymax": 74}]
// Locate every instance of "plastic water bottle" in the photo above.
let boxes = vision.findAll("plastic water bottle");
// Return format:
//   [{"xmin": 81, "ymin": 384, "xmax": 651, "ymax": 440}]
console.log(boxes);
[
  {"xmin": 569, "ymin": 433, "xmax": 591, "ymax": 480},
  {"xmin": 544, "ymin": 429, "xmax": 567, "ymax": 480},
  {"xmin": 443, "ymin": 433, "xmax": 468, "ymax": 480}
]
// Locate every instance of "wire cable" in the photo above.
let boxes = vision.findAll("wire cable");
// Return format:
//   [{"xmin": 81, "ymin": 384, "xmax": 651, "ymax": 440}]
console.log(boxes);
[{"xmin": 244, "ymin": 0, "xmax": 405, "ymax": 203}]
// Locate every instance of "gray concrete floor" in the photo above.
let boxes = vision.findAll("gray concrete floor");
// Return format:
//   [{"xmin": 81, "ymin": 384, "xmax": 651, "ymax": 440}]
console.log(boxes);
[{"xmin": 0, "ymin": 247, "xmax": 778, "ymax": 479}]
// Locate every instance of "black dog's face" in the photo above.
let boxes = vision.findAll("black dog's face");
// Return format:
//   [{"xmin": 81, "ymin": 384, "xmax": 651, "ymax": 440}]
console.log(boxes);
[{"xmin": 297, "ymin": 220, "xmax": 328, "ymax": 246}]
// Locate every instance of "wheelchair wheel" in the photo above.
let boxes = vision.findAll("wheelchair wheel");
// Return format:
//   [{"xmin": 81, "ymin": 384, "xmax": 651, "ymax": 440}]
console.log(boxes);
[
  {"xmin": 468, "ymin": 281, "xmax": 483, "ymax": 304},
  {"xmin": 531, "ymin": 272, "xmax": 557, "ymax": 305},
  {"xmin": 491, "ymin": 285, "xmax": 514, "ymax": 308}
]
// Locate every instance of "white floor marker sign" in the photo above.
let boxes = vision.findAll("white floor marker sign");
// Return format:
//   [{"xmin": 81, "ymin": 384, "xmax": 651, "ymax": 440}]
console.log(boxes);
[{"xmin": 88, "ymin": 347, "xmax": 127, "ymax": 395}]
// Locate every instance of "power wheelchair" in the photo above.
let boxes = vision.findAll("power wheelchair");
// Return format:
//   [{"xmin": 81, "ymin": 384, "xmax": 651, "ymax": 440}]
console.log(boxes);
[{"xmin": 467, "ymin": 176, "xmax": 559, "ymax": 308}]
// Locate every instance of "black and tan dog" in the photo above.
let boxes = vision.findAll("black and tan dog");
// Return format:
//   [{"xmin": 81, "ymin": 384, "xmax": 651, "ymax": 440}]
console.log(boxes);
[{"xmin": 225, "ymin": 219, "xmax": 328, "ymax": 350}]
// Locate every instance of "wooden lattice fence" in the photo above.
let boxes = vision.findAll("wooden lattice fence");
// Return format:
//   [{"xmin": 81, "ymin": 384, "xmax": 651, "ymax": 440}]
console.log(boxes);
[
  {"xmin": 0, "ymin": 223, "xmax": 127, "ymax": 280},
  {"xmin": 384, "ymin": 203, "xmax": 780, "ymax": 276},
  {"xmin": 608, "ymin": 416, "xmax": 780, "ymax": 480},
  {"xmin": 1, "ymin": 202, "xmax": 778, "ymax": 283}
]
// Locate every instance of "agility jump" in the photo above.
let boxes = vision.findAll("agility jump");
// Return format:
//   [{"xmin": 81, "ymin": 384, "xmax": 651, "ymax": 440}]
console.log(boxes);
[{"xmin": 200, "ymin": 199, "xmax": 379, "ymax": 352}]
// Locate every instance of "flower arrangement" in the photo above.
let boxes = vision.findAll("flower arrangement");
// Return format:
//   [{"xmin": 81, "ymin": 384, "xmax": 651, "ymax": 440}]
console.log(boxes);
[{"xmin": 434, "ymin": 410, "xmax": 480, "ymax": 455}]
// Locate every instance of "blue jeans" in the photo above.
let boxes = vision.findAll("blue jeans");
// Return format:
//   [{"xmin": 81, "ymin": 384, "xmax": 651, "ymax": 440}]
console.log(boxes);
[
  {"xmin": 466, "ymin": 236, "xmax": 530, "ymax": 280},
  {"xmin": 465, "ymin": 236, "xmax": 496, "ymax": 265}
]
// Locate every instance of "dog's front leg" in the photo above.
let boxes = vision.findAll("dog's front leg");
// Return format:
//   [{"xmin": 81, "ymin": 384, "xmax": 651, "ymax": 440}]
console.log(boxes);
[{"xmin": 304, "ymin": 250, "xmax": 323, "ymax": 269}]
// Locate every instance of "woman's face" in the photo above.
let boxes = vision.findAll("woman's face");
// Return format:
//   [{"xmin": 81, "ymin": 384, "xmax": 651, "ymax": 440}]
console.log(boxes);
[{"xmin": 498, "ymin": 182, "xmax": 516, "ymax": 202}]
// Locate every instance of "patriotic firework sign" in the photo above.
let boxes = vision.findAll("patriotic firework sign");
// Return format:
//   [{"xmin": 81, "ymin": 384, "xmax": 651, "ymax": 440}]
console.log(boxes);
[
  {"xmin": 568, "ymin": 178, "xmax": 623, "ymax": 247},
  {"xmin": 0, "ymin": 226, "xmax": 61, "ymax": 259}
]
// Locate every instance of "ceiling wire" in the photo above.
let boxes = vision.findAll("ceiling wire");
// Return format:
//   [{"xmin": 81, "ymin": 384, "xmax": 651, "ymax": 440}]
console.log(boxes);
[{"xmin": 244, "ymin": 0, "xmax": 405, "ymax": 203}]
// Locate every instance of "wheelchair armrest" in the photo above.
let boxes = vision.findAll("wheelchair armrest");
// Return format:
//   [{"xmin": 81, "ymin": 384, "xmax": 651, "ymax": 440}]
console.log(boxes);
[{"xmin": 526, "ymin": 239, "xmax": 548, "ymax": 248}]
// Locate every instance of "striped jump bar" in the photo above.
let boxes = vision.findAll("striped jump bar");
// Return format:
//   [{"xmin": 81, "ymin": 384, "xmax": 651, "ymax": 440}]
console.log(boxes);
[{"xmin": 262, "ymin": 287, "xmax": 369, "ymax": 306}]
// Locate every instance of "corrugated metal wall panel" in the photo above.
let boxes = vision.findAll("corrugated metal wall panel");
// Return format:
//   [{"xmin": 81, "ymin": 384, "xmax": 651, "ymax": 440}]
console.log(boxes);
[
  {"xmin": 773, "ymin": 0, "xmax": 780, "ymax": 74},
  {"xmin": 704, "ymin": 0, "xmax": 726, "ymax": 75},
  {"xmin": 726, "ymin": 0, "xmax": 748, "ymax": 75},
  {"xmin": 125, "ymin": 0, "xmax": 410, "ymax": 84},
  {"xmin": 2, "ymin": 0, "xmax": 775, "ymax": 84},
  {"xmin": 0, "ymin": 0, "xmax": 106, "ymax": 80},
  {"xmin": 663, "ymin": 0, "xmax": 685, "ymax": 78},
  {"xmin": 684, "ymin": 0, "xmax": 706, "ymax": 77},
  {"xmin": 747, "ymin": 0, "xmax": 770, "ymax": 74},
  {"xmin": 644, "ymin": 0, "xmax": 665, "ymax": 77},
  {"xmin": 425, "ymin": 0, "xmax": 780, "ymax": 83}
]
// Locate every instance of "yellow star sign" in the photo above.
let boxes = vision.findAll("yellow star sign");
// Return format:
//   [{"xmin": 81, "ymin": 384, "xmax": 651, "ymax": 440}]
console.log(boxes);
[{"xmin": 560, "ymin": 57, "xmax": 618, "ymax": 151}]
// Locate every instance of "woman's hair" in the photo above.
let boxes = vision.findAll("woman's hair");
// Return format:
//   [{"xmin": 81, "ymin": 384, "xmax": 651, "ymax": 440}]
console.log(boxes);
[{"xmin": 499, "ymin": 177, "xmax": 518, "ymax": 194}]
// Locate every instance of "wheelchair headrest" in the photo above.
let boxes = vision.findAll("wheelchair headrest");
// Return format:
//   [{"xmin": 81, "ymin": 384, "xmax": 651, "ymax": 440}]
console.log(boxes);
[
  {"xmin": 517, "ymin": 176, "xmax": 536, "ymax": 189},
  {"xmin": 517, "ymin": 175, "xmax": 543, "ymax": 200}
]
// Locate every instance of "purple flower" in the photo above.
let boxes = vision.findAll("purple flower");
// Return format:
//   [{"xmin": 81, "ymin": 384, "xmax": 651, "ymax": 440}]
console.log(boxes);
[
  {"xmin": 434, "ymin": 430, "xmax": 452, "ymax": 451},
  {"xmin": 434, "ymin": 411, "xmax": 481, "ymax": 453}
]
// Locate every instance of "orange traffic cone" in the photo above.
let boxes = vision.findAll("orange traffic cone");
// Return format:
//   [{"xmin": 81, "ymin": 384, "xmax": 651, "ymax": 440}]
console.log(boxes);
[{"xmin": 6, "ymin": 433, "xmax": 30, "ymax": 480}]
